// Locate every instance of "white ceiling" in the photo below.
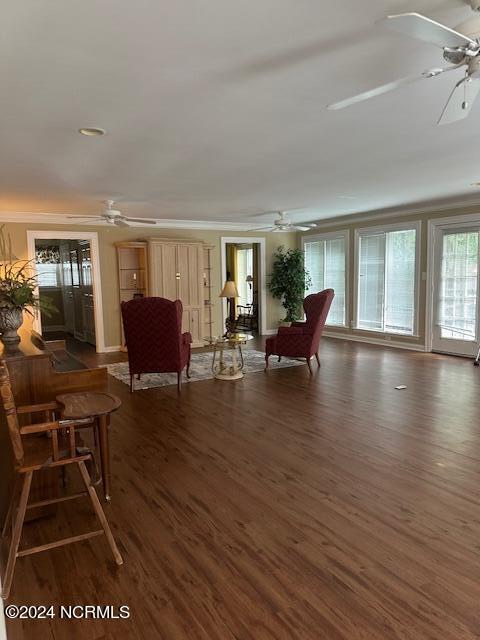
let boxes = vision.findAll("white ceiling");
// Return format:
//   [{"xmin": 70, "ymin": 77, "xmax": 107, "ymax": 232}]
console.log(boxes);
[{"xmin": 3, "ymin": 0, "xmax": 480, "ymax": 226}]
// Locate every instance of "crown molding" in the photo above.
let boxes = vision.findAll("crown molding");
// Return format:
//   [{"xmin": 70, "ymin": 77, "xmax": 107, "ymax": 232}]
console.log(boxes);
[
  {"xmin": 0, "ymin": 211, "xmax": 272, "ymax": 232},
  {"xmin": 308, "ymin": 198, "xmax": 480, "ymax": 230}
]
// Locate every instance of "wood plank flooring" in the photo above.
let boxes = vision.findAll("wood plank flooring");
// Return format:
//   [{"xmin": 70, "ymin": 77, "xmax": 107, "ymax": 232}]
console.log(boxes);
[{"xmin": 3, "ymin": 337, "xmax": 480, "ymax": 639}]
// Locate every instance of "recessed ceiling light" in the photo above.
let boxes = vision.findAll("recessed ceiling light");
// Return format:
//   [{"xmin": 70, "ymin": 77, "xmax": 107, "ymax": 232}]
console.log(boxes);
[{"xmin": 78, "ymin": 127, "xmax": 106, "ymax": 137}]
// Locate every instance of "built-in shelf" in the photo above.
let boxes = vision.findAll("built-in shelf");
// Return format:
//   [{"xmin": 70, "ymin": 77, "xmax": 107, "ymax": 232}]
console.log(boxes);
[{"xmin": 115, "ymin": 241, "xmax": 149, "ymax": 350}]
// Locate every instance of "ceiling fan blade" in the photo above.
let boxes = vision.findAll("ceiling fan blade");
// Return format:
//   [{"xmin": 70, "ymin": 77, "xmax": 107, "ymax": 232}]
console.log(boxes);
[
  {"xmin": 438, "ymin": 75, "xmax": 480, "ymax": 125},
  {"xmin": 122, "ymin": 217, "xmax": 158, "ymax": 224},
  {"xmin": 383, "ymin": 13, "xmax": 476, "ymax": 49},
  {"xmin": 248, "ymin": 226, "xmax": 276, "ymax": 231},
  {"xmin": 327, "ymin": 65, "xmax": 457, "ymax": 111},
  {"xmin": 68, "ymin": 215, "xmax": 102, "ymax": 220},
  {"xmin": 293, "ymin": 226, "xmax": 311, "ymax": 232},
  {"xmin": 114, "ymin": 219, "xmax": 130, "ymax": 227},
  {"xmin": 328, "ymin": 74, "xmax": 423, "ymax": 110}
]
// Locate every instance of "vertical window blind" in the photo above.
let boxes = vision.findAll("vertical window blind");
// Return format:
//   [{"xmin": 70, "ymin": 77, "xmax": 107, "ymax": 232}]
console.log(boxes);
[
  {"xmin": 304, "ymin": 235, "xmax": 346, "ymax": 326},
  {"xmin": 357, "ymin": 228, "xmax": 416, "ymax": 335}
]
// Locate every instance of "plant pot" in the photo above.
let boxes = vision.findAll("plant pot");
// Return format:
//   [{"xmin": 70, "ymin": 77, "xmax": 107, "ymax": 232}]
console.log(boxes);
[
  {"xmin": 279, "ymin": 321, "xmax": 292, "ymax": 328},
  {"xmin": 0, "ymin": 307, "xmax": 23, "ymax": 343}
]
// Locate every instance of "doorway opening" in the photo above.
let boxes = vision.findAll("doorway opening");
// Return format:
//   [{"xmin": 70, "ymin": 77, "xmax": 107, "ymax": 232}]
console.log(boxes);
[
  {"xmin": 27, "ymin": 231, "xmax": 105, "ymax": 352},
  {"xmin": 221, "ymin": 237, "xmax": 266, "ymax": 336},
  {"xmin": 428, "ymin": 218, "xmax": 480, "ymax": 357}
]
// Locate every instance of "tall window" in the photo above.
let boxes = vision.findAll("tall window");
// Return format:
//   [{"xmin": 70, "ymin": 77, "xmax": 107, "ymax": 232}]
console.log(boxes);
[
  {"xmin": 236, "ymin": 247, "xmax": 253, "ymax": 307},
  {"xmin": 303, "ymin": 232, "xmax": 347, "ymax": 326},
  {"xmin": 35, "ymin": 244, "xmax": 61, "ymax": 287},
  {"xmin": 356, "ymin": 225, "xmax": 418, "ymax": 335}
]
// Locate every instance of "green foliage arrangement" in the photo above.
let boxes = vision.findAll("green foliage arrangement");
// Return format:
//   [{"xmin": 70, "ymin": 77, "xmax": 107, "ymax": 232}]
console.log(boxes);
[
  {"xmin": 268, "ymin": 246, "xmax": 311, "ymax": 322},
  {"xmin": 0, "ymin": 226, "xmax": 55, "ymax": 317}
]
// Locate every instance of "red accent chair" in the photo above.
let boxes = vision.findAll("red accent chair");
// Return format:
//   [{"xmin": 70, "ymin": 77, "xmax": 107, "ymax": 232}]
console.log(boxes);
[
  {"xmin": 121, "ymin": 297, "xmax": 192, "ymax": 392},
  {"xmin": 265, "ymin": 289, "xmax": 334, "ymax": 374}
]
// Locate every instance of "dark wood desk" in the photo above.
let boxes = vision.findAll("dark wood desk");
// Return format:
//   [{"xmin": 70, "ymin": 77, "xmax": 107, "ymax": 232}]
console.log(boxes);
[{"xmin": 0, "ymin": 328, "xmax": 108, "ymax": 522}]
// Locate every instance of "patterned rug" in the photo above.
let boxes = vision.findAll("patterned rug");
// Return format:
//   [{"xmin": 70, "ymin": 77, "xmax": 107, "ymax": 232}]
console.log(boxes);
[{"xmin": 105, "ymin": 349, "xmax": 305, "ymax": 390}]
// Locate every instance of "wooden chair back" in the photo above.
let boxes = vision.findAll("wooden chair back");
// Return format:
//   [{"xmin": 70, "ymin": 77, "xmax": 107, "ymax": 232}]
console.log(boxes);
[{"xmin": 0, "ymin": 359, "xmax": 24, "ymax": 464}]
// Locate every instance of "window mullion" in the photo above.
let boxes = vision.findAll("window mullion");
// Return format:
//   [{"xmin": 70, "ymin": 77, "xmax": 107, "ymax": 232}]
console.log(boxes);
[{"xmin": 383, "ymin": 232, "xmax": 388, "ymax": 333}]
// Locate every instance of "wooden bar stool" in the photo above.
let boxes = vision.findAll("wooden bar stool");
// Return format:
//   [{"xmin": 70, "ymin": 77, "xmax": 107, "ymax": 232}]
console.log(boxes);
[
  {"xmin": 56, "ymin": 392, "xmax": 121, "ymax": 502},
  {"xmin": 0, "ymin": 360, "xmax": 123, "ymax": 601}
]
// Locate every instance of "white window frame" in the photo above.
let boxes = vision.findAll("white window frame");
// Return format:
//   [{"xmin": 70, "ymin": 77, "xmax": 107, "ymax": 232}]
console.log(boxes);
[
  {"xmin": 302, "ymin": 230, "xmax": 350, "ymax": 328},
  {"xmin": 354, "ymin": 220, "xmax": 421, "ymax": 337}
]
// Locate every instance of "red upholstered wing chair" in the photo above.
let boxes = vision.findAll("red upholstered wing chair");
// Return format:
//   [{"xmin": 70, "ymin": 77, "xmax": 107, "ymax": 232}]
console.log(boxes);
[
  {"xmin": 265, "ymin": 289, "xmax": 334, "ymax": 374},
  {"xmin": 121, "ymin": 297, "xmax": 192, "ymax": 392}
]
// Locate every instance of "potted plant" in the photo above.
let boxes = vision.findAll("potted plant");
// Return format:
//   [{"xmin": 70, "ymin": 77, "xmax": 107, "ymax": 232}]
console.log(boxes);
[
  {"xmin": 268, "ymin": 246, "xmax": 311, "ymax": 325},
  {"xmin": 0, "ymin": 227, "xmax": 54, "ymax": 343}
]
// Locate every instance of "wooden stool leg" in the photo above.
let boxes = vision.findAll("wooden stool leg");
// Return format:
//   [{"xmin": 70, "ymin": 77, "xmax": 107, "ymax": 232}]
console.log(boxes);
[
  {"xmin": 315, "ymin": 352, "xmax": 321, "ymax": 367},
  {"xmin": 2, "ymin": 476, "xmax": 19, "ymax": 538},
  {"xmin": 2, "ymin": 472, "xmax": 32, "ymax": 600},
  {"xmin": 77, "ymin": 461, "xmax": 123, "ymax": 566},
  {"xmin": 98, "ymin": 415, "xmax": 111, "ymax": 501}
]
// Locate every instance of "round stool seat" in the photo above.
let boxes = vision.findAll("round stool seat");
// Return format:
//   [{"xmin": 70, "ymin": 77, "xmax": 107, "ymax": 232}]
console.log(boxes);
[{"xmin": 56, "ymin": 392, "xmax": 121, "ymax": 419}]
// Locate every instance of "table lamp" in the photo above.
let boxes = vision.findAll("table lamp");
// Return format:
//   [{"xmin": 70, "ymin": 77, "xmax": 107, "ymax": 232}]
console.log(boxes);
[{"xmin": 219, "ymin": 280, "xmax": 239, "ymax": 335}]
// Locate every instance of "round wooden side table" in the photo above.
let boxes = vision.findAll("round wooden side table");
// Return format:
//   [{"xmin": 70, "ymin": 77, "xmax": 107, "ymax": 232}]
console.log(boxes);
[{"xmin": 56, "ymin": 391, "xmax": 121, "ymax": 501}]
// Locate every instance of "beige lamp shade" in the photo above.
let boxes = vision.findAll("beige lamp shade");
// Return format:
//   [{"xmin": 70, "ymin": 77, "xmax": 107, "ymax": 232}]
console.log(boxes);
[{"xmin": 219, "ymin": 280, "xmax": 239, "ymax": 298}]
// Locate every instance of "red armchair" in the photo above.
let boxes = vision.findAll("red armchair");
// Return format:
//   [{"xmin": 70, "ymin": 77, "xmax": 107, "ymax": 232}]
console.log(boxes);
[
  {"xmin": 121, "ymin": 297, "xmax": 192, "ymax": 392},
  {"xmin": 265, "ymin": 289, "xmax": 334, "ymax": 374}
]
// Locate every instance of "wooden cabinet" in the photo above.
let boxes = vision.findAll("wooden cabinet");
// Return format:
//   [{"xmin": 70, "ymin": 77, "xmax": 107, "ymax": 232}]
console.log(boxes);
[
  {"xmin": 148, "ymin": 239, "xmax": 212, "ymax": 348},
  {"xmin": 116, "ymin": 239, "xmax": 214, "ymax": 349}
]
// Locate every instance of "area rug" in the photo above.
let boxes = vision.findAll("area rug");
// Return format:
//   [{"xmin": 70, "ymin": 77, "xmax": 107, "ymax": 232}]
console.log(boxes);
[{"xmin": 104, "ymin": 349, "xmax": 305, "ymax": 390}]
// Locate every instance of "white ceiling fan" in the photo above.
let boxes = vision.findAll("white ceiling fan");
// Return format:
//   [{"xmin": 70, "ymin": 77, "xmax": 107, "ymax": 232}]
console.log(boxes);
[
  {"xmin": 68, "ymin": 200, "xmax": 158, "ymax": 227},
  {"xmin": 252, "ymin": 211, "xmax": 317, "ymax": 232},
  {"xmin": 328, "ymin": 1, "xmax": 480, "ymax": 125}
]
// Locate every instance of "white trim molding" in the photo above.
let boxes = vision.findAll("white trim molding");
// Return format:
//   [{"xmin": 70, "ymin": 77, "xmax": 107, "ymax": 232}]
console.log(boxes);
[
  {"xmin": 426, "ymin": 211, "xmax": 480, "ymax": 353},
  {"xmin": 26, "ymin": 230, "xmax": 106, "ymax": 353},
  {"xmin": 353, "ymin": 219, "xmax": 422, "ymax": 337},
  {"xmin": 0, "ymin": 594, "xmax": 6, "ymax": 640},
  {"xmin": 323, "ymin": 330, "xmax": 427, "ymax": 352},
  {"xmin": 220, "ymin": 236, "xmax": 267, "ymax": 336},
  {"xmin": 0, "ymin": 211, "xmax": 278, "ymax": 232},
  {"xmin": 305, "ymin": 197, "xmax": 480, "ymax": 231}
]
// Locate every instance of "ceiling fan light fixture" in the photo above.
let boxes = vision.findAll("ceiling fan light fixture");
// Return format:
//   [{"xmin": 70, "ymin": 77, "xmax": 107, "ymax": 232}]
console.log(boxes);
[{"xmin": 78, "ymin": 127, "xmax": 106, "ymax": 137}]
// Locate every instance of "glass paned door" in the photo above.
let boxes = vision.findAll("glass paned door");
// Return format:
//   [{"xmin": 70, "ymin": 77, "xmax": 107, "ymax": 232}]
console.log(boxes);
[{"xmin": 432, "ymin": 228, "xmax": 480, "ymax": 356}]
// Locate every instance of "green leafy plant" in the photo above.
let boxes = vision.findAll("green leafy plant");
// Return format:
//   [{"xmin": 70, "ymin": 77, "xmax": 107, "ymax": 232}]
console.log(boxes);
[
  {"xmin": 268, "ymin": 246, "xmax": 312, "ymax": 322},
  {"xmin": 0, "ymin": 226, "xmax": 55, "ymax": 317}
]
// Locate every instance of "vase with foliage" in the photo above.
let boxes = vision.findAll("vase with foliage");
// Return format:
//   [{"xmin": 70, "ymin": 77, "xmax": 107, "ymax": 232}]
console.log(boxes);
[
  {"xmin": 0, "ymin": 226, "xmax": 54, "ymax": 343},
  {"xmin": 268, "ymin": 246, "xmax": 312, "ymax": 323}
]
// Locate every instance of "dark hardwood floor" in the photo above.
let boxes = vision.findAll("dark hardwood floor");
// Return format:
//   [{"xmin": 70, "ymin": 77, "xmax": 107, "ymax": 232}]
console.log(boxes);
[{"xmin": 3, "ymin": 337, "xmax": 480, "ymax": 640}]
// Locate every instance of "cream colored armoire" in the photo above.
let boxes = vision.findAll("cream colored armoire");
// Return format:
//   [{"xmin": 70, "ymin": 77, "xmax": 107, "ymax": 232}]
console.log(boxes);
[{"xmin": 148, "ymin": 239, "xmax": 212, "ymax": 348}]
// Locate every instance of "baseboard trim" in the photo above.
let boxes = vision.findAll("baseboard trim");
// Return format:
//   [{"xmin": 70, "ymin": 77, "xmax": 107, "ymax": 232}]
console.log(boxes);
[
  {"xmin": 323, "ymin": 331, "xmax": 427, "ymax": 352},
  {"xmin": 262, "ymin": 329, "xmax": 277, "ymax": 336},
  {"xmin": 43, "ymin": 324, "xmax": 66, "ymax": 332},
  {"xmin": 100, "ymin": 345, "xmax": 122, "ymax": 353}
]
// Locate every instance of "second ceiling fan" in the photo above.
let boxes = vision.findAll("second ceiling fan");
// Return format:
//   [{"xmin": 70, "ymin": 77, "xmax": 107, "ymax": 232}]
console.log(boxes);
[{"xmin": 328, "ymin": 1, "xmax": 480, "ymax": 125}]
